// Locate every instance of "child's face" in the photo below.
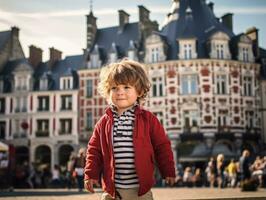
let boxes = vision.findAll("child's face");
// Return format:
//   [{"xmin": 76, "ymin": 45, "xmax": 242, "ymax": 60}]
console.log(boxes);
[{"xmin": 109, "ymin": 84, "xmax": 139, "ymax": 115}]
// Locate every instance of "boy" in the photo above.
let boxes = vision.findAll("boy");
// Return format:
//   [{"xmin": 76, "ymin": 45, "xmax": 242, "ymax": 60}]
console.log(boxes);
[{"xmin": 84, "ymin": 59, "xmax": 176, "ymax": 200}]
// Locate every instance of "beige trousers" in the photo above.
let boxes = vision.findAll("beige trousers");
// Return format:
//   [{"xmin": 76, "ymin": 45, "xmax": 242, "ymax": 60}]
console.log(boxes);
[{"xmin": 101, "ymin": 188, "xmax": 154, "ymax": 200}]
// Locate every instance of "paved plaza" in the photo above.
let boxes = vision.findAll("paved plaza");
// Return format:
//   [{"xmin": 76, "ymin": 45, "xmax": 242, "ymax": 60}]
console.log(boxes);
[{"xmin": 0, "ymin": 188, "xmax": 266, "ymax": 200}]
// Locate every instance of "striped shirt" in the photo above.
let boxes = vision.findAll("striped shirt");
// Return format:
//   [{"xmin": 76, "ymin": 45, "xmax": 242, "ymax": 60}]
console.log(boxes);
[{"xmin": 111, "ymin": 105, "xmax": 139, "ymax": 189}]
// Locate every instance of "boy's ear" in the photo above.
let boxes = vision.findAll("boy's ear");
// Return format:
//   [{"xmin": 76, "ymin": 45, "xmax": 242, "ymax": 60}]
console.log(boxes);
[{"xmin": 138, "ymin": 91, "xmax": 144, "ymax": 98}]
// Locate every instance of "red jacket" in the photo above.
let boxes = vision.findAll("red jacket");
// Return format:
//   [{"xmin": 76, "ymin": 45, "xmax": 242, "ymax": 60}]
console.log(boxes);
[{"xmin": 84, "ymin": 106, "xmax": 175, "ymax": 198}]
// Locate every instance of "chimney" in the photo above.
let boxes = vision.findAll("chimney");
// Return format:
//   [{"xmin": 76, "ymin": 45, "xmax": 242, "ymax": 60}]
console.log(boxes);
[
  {"xmin": 28, "ymin": 45, "xmax": 43, "ymax": 67},
  {"xmin": 86, "ymin": 11, "xmax": 97, "ymax": 50},
  {"xmin": 11, "ymin": 26, "xmax": 19, "ymax": 38},
  {"xmin": 49, "ymin": 47, "xmax": 62, "ymax": 68},
  {"xmin": 246, "ymin": 27, "xmax": 260, "ymax": 58},
  {"xmin": 208, "ymin": 2, "xmax": 214, "ymax": 11},
  {"xmin": 138, "ymin": 5, "xmax": 150, "ymax": 23},
  {"xmin": 221, "ymin": 13, "xmax": 233, "ymax": 32},
  {"xmin": 118, "ymin": 10, "xmax": 130, "ymax": 31}
]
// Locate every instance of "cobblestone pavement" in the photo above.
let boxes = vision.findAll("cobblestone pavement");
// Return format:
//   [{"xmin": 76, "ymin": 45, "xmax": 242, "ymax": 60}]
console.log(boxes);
[{"xmin": 0, "ymin": 188, "xmax": 266, "ymax": 200}]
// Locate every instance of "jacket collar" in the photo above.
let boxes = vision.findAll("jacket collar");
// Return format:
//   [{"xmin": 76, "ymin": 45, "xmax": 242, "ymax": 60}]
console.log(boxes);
[{"xmin": 105, "ymin": 104, "xmax": 143, "ymax": 118}]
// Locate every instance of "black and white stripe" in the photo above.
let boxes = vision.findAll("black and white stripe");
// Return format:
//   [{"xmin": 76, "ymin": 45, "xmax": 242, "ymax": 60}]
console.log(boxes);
[{"xmin": 112, "ymin": 107, "xmax": 139, "ymax": 189}]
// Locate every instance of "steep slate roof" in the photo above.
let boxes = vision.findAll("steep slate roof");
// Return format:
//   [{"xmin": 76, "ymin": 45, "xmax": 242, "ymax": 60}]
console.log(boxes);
[
  {"xmin": 0, "ymin": 30, "xmax": 10, "ymax": 51},
  {"xmin": 160, "ymin": 0, "xmax": 234, "ymax": 60},
  {"xmin": 0, "ymin": 58, "xmax": 31, "ymax": 93},
  {"xmin": 260, "ymin": 48, "xmax": 266, "ymax": 80},
  {"xmin": 32, "ymin": 55, "xmax": 83, "ymax": 91},
  {"xmin": 91, "ymin": 22, "xmax": 140, "ymax": 63}
]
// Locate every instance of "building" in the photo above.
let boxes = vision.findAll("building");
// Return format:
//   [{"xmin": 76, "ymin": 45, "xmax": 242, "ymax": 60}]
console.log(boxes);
[
  {"xmin": 1, "ymin": 0, "xmax": 266, "ymax": 170},
  {"xmin": 79, "ymin": 0, "xmax": 266, "ymax": 165},
  {"xmin": 0, "ymin": 27, "xmax": 83, "ymax": 169}
]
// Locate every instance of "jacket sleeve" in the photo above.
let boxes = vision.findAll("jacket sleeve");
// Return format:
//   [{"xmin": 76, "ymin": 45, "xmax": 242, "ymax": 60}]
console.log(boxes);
[
  {"xmin": 84, "ymin": 122, "xmax": 103, "ymax": 180},
  {"xmin": 149, "ymin": 113, "xmax": 176, "ymax": 178}
]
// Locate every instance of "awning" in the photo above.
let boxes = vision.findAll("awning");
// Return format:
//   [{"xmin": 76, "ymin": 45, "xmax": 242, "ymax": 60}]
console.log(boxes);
[
  {"xmin": 211, "ymin": 143, "xmax": 235, "ymax": 158},
  {"xmin": 0, "ymin": 142, "xmax": 8, "ymax": 151}
]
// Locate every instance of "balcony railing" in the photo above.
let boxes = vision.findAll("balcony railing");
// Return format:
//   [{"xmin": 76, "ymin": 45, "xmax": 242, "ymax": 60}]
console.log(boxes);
[{"xmin": 35, "ymin": 130, "xmax": 49, "ymax": 137}]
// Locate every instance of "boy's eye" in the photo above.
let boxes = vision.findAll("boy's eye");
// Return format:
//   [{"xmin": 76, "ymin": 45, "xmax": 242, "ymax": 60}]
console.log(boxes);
[
  {"xmin": 111, "ymin": 87, "xmax": 117, "ymax": 91},
  {"xmin": 124, "ymin": 86, "xmax": 131, "ymax": 89}
]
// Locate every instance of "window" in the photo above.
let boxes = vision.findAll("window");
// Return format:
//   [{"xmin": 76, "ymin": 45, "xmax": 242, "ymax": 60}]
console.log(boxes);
[
  {"xmin": 183, "ymin": 110, "xmax": 199, "ymax": 131},
  {"xmin": 151, "ymin": 48, "xmax": 159, "ymax": 63},
  {"xmin": 216, "ymin": 44, "xmax": 224, "ymax": 59},
  {"xmin": 37, "ymin": 120, "xmax": 49, "ymax": 131},
  {"xmin": 59, "ymin": 119, "xmax": 72, "ymax": 134},
  {"xmin": 216, "ymin": 75, "xmax": 227, "ymax": 94},
  {"xmin": 16, "ymin": 76, "xmax": 27, "ymax": 91},
  {"xmin": 22, "ymin": 97, "xmax": 27, "ymax": 112},
  {"xmin": 181, "ymin": 74, "xmax": 198, "ymax": 95},
  {"xmin": 61, "ymin": 78, "xmax": 72, "ymax": 90},
  {"xmin": 0, "ymin": 98, "xmax": 5, "ymax": 113},
  {"xmin": 152, "ymin": 77, "xmax": 163, "ymax": 97},
  {"xmin": 243, "ymin": 47, "xmax": 249, "ymax": 62},
  {"xmin": 128, "ymin": 50, "xmax": 136, "ymax": 61},
  {"xmin": 243, "ymin": 76, "xmax": 252, "ymax": 96},
  {"xmin": 36, "ymin": 119, "xmax": 49, "ymax": 137},
  {"xmin": 110, "ymin": 53, "xmax": 117, "ymax": 63},
  {"xmin": 61, "ymin": 95, "xmax": 72, "ymax": 110},
  {"xmin": 38, "ymin": 96, "xmax": 49, "ymax": 111},
  {"xmin": 86, "ymin": 112, "xmax": 93, "ymax": 130},
  {"xmin": 86, "ymin": 80, "xmax": 93, "ymax": 98},
  {"xmin": 91, "ymin": 54, "xmax": 99, "ymax": 68},
  {"xmin": 184, "ymin": 44, "xmax": 192, "ymax": 59},
  {"xmin": 40, "ymin": 78, "xmax": 48, "ymax": 90},
  {"xmin": 0, "ymin": 80, "xmax": 3, "ymax": 93},
  {"xmin": 245, "ymin": 111, "xmax": 253, "ymax": 130},
  {"xmin": 14, "ymin": 119, "xmax": 20, "ymax": 132},
  {"xmin": 218, "ymin": 115, "xmax": 227, "ymax": 128},
  {"xmin": 0, "ymin": 122, "xmax": 5, "ymax": 139},
  {"xmin": 15, "ymin": 97, "xmax": 27, "ymax": 112}
]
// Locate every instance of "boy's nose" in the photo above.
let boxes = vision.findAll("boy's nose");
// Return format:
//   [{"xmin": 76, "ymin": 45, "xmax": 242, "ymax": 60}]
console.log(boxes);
[{"xmin": 116, "ymin": 88, "xmax": 124, "ymax": 95}]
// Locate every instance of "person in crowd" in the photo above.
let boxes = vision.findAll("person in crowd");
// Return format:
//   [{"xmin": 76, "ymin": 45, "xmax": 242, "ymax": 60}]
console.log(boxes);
[
  {"xmin": 251, "ymin": 156, "xmax": 264, "ymax": 187},
  {"xmin": 66, "ymin": 153, "xmax": 76, "ymax": 190},
  {"xmin": 205, "ymin": 157, "xmax": 216, "ymax": 187},
  {"xmin": 51, "ymin": 164, "xmax": 61, "ymax": 188},
  {"xmin": 216, "ymin": 154, "xmax": 226, "ymax": 188},
  {"xmin": 192, "ymin": 168, "xmax": 203, "ymax": 187},
  {"xmin": 74, "ymin": 148, "xmax": 86, "ymax": 192},
  {"xmin": 239, "ymin": 149, "xmax": 251, "ymax": 182},
  {"xmin": 84, "ymin": 59, "xmax": 176, "ymax": 200},
  {"xmin": 183, "ymin": 167, "xmax": 193, "ymax": 187},
  {"xmin": 226, "ymin": 159, "xmax": 237, "ymax": 187}
]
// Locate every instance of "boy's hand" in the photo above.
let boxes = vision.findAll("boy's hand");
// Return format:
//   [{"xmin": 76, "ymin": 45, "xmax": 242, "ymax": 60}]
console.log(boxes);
[
  {"xmin": 165, "ymin": 177, "xmax": 176, "ymax": 186},
  {"xmin": 84, "ymin": 179, "xmax": 100, "ymax": 193}
]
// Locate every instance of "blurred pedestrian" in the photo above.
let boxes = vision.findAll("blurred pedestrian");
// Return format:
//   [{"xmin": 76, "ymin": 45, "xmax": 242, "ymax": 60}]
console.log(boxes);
[
  {"xmin": 239, "ymin": 149, "xmax": 251, "ymax": 182},
  {"xmin": 216, "ymin": 153, "xmax": 226, "ymax": 188},
  {"xmin": 74, "ymin": 148, "xmax": 86, "ymax": 192}
]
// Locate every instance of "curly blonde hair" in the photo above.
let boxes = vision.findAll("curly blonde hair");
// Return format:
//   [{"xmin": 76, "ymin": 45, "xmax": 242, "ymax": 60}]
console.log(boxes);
[{"xmin": 98, "ymin": 59, "xmax": 151, "ymax": 102}]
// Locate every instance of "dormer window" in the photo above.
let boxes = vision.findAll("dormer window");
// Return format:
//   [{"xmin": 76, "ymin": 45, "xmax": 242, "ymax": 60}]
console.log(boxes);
[
  {"xmin": 110, "ymin": 52, "xmax": 117, "ymax": 63},
  {"xmin": 152, "ymin": 48, "xmax": 159, "ymax": 62},
  {"xmin": 238, "ymin": 35, "xmax": 254, "ymax": 62},
  {"xmin": 128, "ymin": 40, "xmax": 137, "ymax": 61},
  {"xmin": 40, "ymin": 77, "xmax": 48, "ymax": 91},
  {"xmin": 60, "ymin": 77, "xmax": 73, "ymax": 90},
  {"xmin": 15, "ymin": 76, "xmax": 27, "ymax": 91},
  {"xmin": 216, "ymin": 44, "xmax": 224, "ymax": 59},
  {"xmin": 88, "ymin": 44, "xmax": 102, "ymax": 68},
  {"xmin": 178, "ymin": 40, "xmax": 197, "ymax": 60},
  {"xmin": 145, "ymin": 34, "xmax": 167, "ymax": 63},
  {"xmin": 209, "ymin": 31, "xmax": 231, "ymax": 60},
  {"xmin": 109, "ymin": 43, "xmax": 118, "ymax": 63},
  {"xmin": 0, "ymin": 79, "xmax": 3, "ymax": 93}
]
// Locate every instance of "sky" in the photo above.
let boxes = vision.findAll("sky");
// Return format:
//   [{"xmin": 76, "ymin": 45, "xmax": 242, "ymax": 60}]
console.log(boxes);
[{"xmin": 0, "ymin": 0, "xmax": 266, "ymax": 61}]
